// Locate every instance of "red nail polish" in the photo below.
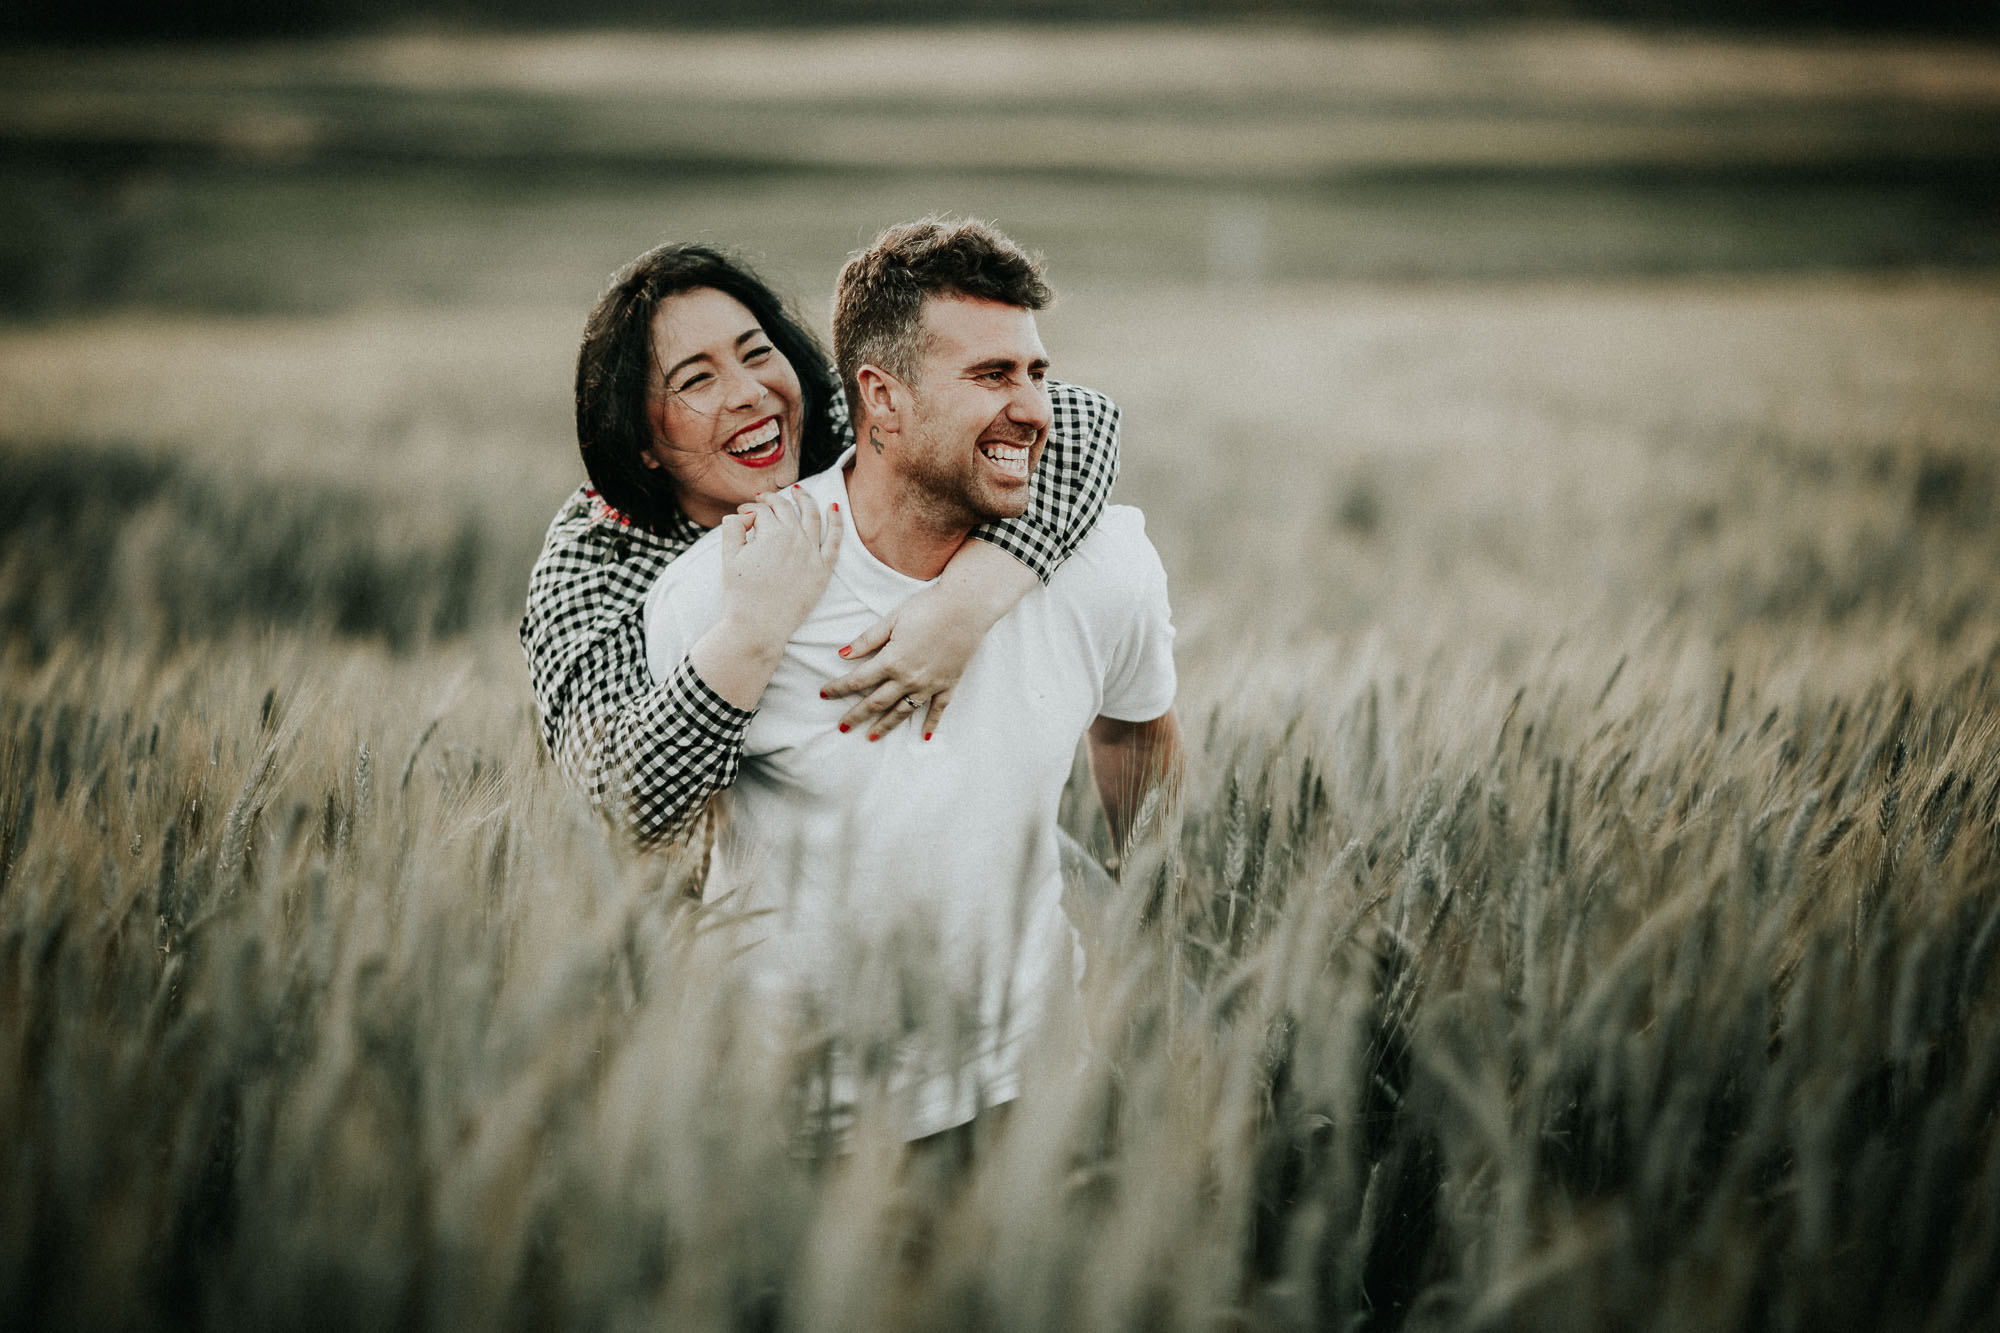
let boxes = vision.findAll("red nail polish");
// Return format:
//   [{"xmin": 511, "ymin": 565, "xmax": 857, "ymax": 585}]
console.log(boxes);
[
  {"xmin": 818, "ymin": 690, "xmax": 828, "ymax": 700},
  {"xmin": 838, "ymin": 723, "xmax": 849, "ymax": 733},
  {"xmin": 838, "ymin": 646, "xmax": 851, "ymax": 658},
  {"xmin": 923, "ymin": 732, "xmax": 933, "ymax": 741},
  {"xmin": 831, "ymin": 502, "xmax": 839, "ymax": 512},
  {"xmin": 867, "ymin": 734, "xmax": 879, "ymax": 742}
]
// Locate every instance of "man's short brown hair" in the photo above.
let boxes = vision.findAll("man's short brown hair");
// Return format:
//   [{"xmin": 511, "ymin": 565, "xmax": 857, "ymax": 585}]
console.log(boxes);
[{"xmin": 832, "ymin": 216, "xmax": 1052, "ymax": 415}]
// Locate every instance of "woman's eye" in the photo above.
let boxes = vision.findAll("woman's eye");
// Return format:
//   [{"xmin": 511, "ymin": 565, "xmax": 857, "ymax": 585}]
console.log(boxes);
[
  {"xmin": 674, "ymin": 373, "xmax": 711, "ymax": 394},
  {"xmin": 745, "ymin": 344, "xmax": 773, "ymax": 362}
]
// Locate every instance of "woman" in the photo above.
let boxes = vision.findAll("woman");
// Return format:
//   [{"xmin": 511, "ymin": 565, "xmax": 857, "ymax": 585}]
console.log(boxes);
[{"xmin": 521, "ymin": 242, "xmax": 1120, "ymax": 846}]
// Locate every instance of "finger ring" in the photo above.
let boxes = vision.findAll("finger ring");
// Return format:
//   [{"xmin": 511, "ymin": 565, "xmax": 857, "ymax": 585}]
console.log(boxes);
[{"xmin": 897, "ymin": 695, "xmax": 925, "ymax": 711}]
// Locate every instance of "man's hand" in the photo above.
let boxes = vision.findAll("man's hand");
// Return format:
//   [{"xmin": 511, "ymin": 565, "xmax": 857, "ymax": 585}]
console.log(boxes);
[
  {"xmin": 821, "ymin": 538, "xmax": 1037, "ymax": 741},
  {"xmin": 1087, "ymin": 710, "xmax": 1184, "ymax": 860}
]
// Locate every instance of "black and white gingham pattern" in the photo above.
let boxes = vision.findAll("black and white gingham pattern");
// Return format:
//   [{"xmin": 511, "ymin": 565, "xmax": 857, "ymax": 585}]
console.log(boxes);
[
  {"xmin": 970, "ymin": 380, "xmax": 1121, "ymax": 579},
  {"xmin": 520, "ymin": 379, "xmax": 1122, "ymax": 846}
]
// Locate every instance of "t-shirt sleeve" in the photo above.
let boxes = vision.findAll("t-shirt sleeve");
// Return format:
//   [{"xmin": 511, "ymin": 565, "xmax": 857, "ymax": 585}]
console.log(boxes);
[
  {"xmin": 1096, "ymin": 509, "xmax": 1178, "ymax": 724},
  {"xmin": 643, "ymin": 544, "xmax": 725, "ymax": 686},
  {"xmin": 643, "ymin": 578, "xmax": 683, "ymax": 685}
]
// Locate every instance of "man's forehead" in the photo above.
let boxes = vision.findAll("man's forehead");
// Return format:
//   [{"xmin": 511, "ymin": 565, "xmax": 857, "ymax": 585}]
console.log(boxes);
[{"xmin": 919, "ymin": 294, "xmax": 1046, "ymax": 363}]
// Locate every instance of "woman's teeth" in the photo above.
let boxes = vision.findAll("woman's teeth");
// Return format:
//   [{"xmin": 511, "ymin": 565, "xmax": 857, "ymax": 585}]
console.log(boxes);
[{"xmin": 728, "ymin": 419, "xmax": 782, "ymax": 458}]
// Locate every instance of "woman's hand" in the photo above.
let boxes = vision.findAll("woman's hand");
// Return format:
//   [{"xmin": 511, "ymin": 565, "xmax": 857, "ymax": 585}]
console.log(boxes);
[
  {"xmin": 821, "ymin": 537, "xmax": 1037, "ymax": 740},
  {"xmin": 689, "ymin": 488, "xmax": 841, "ymax": 711},
  {"xmin": 720, "ymin": 488, "xmax": 841, "ymax": 645}
]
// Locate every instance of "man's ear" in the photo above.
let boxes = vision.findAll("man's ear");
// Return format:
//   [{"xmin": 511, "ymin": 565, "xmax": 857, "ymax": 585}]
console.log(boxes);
[{"xmin": 853, "ymin": 364, "xmax": 905, "ymax": 434}]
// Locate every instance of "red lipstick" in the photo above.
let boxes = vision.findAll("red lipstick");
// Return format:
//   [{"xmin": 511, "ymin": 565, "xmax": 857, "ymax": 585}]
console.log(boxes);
[{"xmin": 724, "ymin": 416, "xmax": 787, "ymax": 469}]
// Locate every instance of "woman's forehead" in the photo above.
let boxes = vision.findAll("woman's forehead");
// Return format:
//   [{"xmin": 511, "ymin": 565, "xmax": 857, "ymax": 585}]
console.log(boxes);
[{"xmin": 652, "ymin": 287, "xmax": 761, "ymax": 358}]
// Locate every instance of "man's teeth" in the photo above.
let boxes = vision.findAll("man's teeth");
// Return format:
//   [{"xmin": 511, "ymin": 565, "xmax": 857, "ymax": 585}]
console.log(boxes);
[
  {"xmin": 979, "ymin": 443, "xmax": 1030, "ymax": 476},
  {"xmin": 729, "ymin": 420, "xmax": 781, "ymax": 455}
]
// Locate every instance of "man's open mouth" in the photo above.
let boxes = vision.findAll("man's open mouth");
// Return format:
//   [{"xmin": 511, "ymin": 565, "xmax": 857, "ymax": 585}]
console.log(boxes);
[
  {"xmin": 726, "ymin": 417, "xmax": 786, "ymax": 468},
  {"xmin": 978, "ymin": 440, "xmax": 1031, "ymax": 480}
]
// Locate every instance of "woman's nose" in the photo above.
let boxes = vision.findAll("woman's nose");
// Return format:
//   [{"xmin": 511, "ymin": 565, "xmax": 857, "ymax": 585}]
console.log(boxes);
[{"xmin": 721, "ymin": 363, "xmax": 765, "ymax": 411}]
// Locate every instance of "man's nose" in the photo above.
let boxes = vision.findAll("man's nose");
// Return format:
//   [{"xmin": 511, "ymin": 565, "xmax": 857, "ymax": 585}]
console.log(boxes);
[{"xmin": 1007, "ymin": 380, "xmax": 1053, "ymax": 435}]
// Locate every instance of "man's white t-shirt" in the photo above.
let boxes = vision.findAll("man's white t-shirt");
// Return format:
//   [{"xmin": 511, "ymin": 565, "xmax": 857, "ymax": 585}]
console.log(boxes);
[{"xmin": 643, "ymin": 457, "xmax": 1176, "ymax": 1137}]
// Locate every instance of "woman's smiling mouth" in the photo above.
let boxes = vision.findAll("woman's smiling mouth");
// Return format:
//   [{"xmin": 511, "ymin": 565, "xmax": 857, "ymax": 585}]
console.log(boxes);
[{"xmin": 727, "ymin": 416, "xmax": 786, "ymax": 468}]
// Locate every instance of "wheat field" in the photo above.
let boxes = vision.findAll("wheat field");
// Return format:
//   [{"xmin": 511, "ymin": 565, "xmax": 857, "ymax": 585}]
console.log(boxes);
[{"xmin": 5, "ymin": 23, "xmax": 2000, "ymax": 1333}]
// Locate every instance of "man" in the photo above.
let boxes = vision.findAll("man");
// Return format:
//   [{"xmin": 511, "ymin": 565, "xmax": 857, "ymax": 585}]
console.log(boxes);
[{"xmin": 643, "ymin": 217, "xmax": 1181, "ymax": 1139}]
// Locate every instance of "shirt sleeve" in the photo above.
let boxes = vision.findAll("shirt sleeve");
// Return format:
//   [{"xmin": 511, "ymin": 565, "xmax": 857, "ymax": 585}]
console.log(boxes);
[
  {"xmin": 969, "ymin": 380, "xmax": 1121, "ymax": 584},
  {"xmin": 584, "ymin": 634, "xmax": 754, "ymax": 847},
  {"xmin": 1096, "ymin": 509, "xmax": 1179, "ymax": 724},
  {"xmin": 520, "ymin": 490, "xmax": 751, "ymax": 847},
  {"xmin": 826, "ymin": 381, "xmax": 855, "ymax": 451}
]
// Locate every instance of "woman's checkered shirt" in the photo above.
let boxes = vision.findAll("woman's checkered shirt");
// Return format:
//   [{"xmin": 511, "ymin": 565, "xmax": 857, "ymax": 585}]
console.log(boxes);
[{"xmin": 520, "ymin": 381, "xmax": 1121, "ymax": 846}]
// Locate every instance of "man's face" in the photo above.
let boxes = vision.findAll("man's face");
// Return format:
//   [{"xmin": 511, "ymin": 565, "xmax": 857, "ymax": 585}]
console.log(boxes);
[{"xmin": 896, "ymin": 296, "xmax": 1053, "ymax": 524}]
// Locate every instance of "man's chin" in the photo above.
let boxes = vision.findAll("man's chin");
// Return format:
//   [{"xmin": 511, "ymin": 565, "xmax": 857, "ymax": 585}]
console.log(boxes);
[{"xmin": 970, "ymin": 488, "xmax": 1031, "ymax": 525}]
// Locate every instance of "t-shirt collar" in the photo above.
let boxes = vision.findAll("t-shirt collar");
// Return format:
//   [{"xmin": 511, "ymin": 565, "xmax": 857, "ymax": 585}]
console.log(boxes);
[{"xmin": 804, "ymin": 447, "xmax": 933, "ymax": 618}]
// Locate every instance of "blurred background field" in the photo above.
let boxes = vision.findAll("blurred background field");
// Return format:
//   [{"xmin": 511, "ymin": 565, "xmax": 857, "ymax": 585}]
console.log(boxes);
[
  {"xmin": 4, "ymin": 15, "xmax": 2000, "ymax": 1332},
  {"xmin": 5, "ymin": 22, "xmax": 1999, "ymax": 654}
]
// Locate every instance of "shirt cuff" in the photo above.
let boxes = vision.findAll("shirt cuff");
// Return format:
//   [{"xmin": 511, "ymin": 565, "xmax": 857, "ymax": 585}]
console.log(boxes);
[
  {"xmin": 967, "ymin": 519, "xmax": 1062, "ymax": 585},
  {"xmin": 657, "ymin": 652, "xmax": 756, "ymax": 738}
]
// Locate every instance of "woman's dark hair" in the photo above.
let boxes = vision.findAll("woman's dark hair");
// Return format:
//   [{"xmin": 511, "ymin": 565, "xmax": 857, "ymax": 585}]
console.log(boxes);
[{"xmin": 575, "ymin": 243, "xmax": 839, "ymax": 534}]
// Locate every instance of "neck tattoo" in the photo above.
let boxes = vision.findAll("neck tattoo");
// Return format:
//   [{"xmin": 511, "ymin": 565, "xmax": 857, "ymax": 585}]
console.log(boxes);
[{"xmin": 868, "ymin": 425, "xmax": 885, "ymax": 455}]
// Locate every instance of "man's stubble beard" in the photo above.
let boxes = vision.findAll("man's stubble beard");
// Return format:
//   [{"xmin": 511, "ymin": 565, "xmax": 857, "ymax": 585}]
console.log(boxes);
[{"xmin": 898, "ymin": 393, "xmax": 1033, "ymax": 533}]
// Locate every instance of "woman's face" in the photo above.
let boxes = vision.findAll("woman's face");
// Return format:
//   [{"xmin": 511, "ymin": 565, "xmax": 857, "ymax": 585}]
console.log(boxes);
[{"xmin": 642, "ymin": 286, "xmax": 804, "ymax": 527}]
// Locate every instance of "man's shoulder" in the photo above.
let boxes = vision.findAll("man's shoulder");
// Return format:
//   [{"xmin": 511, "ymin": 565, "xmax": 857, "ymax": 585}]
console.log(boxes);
[
  {"xmin": 1052, "ymin": 505, "xmax": 1160, "ymax": 582},
  {"xmin": 643, "ymin": 525, "xmax": 728, "ymax": 622},
  {"xmin": 1035, "ymin": 504, "xmax": 1175, "ymax": 719},
  {"xmin": 1042, "ymin": 504, "xmax": 1168, "ymax": 625}
]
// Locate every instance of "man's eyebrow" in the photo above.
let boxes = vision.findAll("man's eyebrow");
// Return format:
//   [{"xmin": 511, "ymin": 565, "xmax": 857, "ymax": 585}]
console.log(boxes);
[
  {"xmin": 663, "ymin": 327, "xmax": 766, "ymax": 383},
  {"xmin": 965, "ymin": 355, "xmax": 1051, "ymax": 374}
]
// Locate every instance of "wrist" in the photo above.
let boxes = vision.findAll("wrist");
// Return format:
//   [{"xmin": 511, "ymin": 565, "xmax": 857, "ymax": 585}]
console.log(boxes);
[
  {"xmin": 942, "ymin": 538, "xmax": 1037, "ymax": 627},
  {"xmin": 690, "ymin": 614, "xmax": 791, "ymax": 711},
  {"xmin": 959, "ymin": 575, "xmax": 1024, "ymax": 629},
  {"xmin": 714, "ymin": 610, "xmax": 793, "ymax": 666}
]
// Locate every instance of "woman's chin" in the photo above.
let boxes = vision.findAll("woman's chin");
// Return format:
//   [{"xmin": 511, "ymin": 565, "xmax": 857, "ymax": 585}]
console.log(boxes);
[{"xmin": 752, "ymin": 454, "xmax": 800, "ymax": 489}]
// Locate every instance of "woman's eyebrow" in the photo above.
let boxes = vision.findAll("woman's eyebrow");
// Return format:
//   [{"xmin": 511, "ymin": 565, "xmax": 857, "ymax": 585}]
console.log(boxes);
[
  {"xmin": 662, "ymin": 350, "xmax": 712, "ymax": 382},
  {"xmin": 662, "ymin": 329, "xmax": 763, "ymax": 383},
  {"xmin": 668, "ymin": 326, "xmax": 768, "ymax": 378}
]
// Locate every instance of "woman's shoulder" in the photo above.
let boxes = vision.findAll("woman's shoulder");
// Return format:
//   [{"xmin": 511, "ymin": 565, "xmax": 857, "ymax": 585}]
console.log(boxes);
[{"xmin": 527, "ymin": 486, "xmax": 686, "ymax": 620}]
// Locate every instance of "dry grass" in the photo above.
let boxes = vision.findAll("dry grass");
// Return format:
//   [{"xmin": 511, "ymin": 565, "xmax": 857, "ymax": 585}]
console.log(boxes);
[
  {"xmin": 4, "ymin": 270, "xmax": 1997, "ymax": 1330},
  {"xmin": 2, "ymin": 23, "xmax": 1999, "ymax": 1328}
]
